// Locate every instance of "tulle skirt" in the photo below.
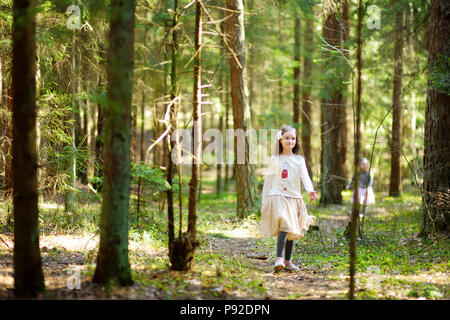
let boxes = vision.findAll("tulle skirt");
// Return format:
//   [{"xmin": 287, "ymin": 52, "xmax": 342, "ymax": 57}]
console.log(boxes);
[
  {"xmin": 351, "ymin": 187, "xmax": 375, "ymax": 205},
  {"xmin": 260, "ymin": 194, "xmax": 316, "ymax": 241}
]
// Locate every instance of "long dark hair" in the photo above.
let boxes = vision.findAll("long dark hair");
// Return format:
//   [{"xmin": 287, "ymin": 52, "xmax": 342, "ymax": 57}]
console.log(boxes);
[{"xmin": 277, "ymin": 125, "xmax": 303, "ymax": 155}]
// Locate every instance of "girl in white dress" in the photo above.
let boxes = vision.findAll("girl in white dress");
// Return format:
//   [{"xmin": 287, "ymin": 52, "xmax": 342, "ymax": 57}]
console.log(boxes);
[
  {"xmin": 260, "ymin": 125, "xmax": 318, "ymax": 272},
  {"xmin": 346, "ymin": 157, "xmax": 375, "ymax": 205}
]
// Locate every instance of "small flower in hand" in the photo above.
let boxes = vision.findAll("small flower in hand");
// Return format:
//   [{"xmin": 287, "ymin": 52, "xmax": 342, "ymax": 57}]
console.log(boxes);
[{"xmin": 309, "ymin": 191, "xmax": 318, "ymax": 202}]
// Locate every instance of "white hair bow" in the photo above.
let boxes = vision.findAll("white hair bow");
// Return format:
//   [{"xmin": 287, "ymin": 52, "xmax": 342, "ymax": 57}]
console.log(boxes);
[{"xmin": 276, "ymin": 129, "xmax": 283, "ymax": 140}]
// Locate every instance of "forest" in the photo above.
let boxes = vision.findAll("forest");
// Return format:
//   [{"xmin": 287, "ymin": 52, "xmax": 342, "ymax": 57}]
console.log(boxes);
[{"xmin": 0, "ymin": 0, "xmax": 449, "ymax": 302}]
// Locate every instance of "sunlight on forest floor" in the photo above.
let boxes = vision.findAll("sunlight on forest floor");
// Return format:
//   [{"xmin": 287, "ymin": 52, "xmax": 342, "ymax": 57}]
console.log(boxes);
[{"xmin": 0, "ymin": 185, "xmax": 448, "ymax": 300}]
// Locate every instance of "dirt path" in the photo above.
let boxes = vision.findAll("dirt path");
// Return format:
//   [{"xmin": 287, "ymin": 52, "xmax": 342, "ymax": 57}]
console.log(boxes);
[{"xmin": 208, "ymin": 234, "xmax": 348, "ymax": 299}]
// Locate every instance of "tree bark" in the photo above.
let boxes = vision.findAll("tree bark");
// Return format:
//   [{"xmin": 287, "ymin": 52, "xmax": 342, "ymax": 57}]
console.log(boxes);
[
  {"xmin": 64, "ymin": 32, "xmax": 77, "ymax": 212},
  {"xmin": 320, "ymin": 8, "xmax": 343, "ymax": 205},
  {"xmin": 80, "ymin": 29, "xmax": 90, "ymax": 185},
  {"xmin": 339, "ymin": 0, "xmax": 350, "ymax": 181},
  {"xmin": 166, "ymin": 0, "xmax": 179, "ymax": 252},
  {"xmin": 227, "ymin": 0, "xmax": 257, "ymax": 218},
  {"xmin": 349, "ymin": 0, "xmax": 363, "ymax": 300},
  {"xmin": 420, "ymin": 0, "xmax": 450, "ymax": 236},
  {"xmin": 277, "ymin": 3, "xmax": 283, "ymax": 108},
  {"xmin": 92, "ymin": 0, "xmax": 135, "ymax": 286},
  {"xmin": 188, "ymin": 0, "xmax": 202, "ymax": 241},
  {"xmin": 389, "ymin": 0, "xmax": 404, "ymax": 197},
  {"xmin": 301, "ymin": 11, "xmax": 314, "ymax": 178},
  {"xmin": 12, "ymin": 0, "xmax": 45, "ymax": 298},
  {"xmin": 216, "ymin": 9, "xmax": 226, "ymax": 197},
  {"xmin": 293, "ymin": 11, "xmax": 301, "ymax": 126},
  {"xmin": 1, "ymin": 88, "xmax": 13, "ymax": 198}
]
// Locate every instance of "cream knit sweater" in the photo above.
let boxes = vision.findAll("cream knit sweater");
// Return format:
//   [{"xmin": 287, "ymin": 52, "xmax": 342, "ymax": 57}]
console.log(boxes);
[{"xmin": 261, "ymin": 154, "xmax": 314, "ymax": 208}]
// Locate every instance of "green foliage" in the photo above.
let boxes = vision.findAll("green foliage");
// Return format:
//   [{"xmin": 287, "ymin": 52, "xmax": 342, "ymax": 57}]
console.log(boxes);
[
  {"xmin": 129, "ymin": 162, "xmax": 171, "ymax": 224},
  {"xmin": 131, "ymin": 162, "xmax": 171, "ymax": 193}
]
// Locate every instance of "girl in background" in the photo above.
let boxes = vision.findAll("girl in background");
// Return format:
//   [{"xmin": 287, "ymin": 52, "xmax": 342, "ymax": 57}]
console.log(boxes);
[{"xmin": 346, "ymin": 157, "xmax": 375, "ymax": 206}]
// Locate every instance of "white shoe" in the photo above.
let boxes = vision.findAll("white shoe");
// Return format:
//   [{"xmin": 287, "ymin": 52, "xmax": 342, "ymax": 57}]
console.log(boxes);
[
  {"xmin": 274, "ymin": 257, "xmax": 285, "ymax": 272},
  {"xmin": 285, "ymin": 260, "xmax": 300, "ymax": 272}
]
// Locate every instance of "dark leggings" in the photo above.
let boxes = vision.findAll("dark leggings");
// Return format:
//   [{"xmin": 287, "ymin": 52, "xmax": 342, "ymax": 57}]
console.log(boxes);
[{"xmin": 276, "ymin": 231, "xmax": 294, "ymax": 260}]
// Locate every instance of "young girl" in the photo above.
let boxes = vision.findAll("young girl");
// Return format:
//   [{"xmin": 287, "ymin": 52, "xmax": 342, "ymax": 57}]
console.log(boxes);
[
  {"xmin": 260, "ymin": 125, "xmax": 318, "ymax": 272},
  {"xmin": 346, "ymin": 157, "xmax": 375, "ymax": 205}
]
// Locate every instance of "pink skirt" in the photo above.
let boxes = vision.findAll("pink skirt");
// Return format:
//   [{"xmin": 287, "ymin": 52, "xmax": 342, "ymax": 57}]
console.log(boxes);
[
  {"xmin": 351, "ymin": 187, "xmax": 375, "ymax": 205},
  {"xmin": 260, "ymin": 194, "xmax": 316, "ymax": 241}
]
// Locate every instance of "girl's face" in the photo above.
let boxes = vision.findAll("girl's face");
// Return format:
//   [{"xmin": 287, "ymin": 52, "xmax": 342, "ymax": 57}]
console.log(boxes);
[
  {"xmin": 280, "ymin": 130, "xmax": 296, "ymax": 153},
  {"xmin": 360, "ymin": 161, "xmax": 369, "ymax": 171}
]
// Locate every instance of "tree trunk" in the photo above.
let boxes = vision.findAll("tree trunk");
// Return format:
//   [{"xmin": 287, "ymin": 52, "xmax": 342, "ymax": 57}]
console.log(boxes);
[
  {"xmin": 188, "ymin": 0, "xmax": 202, "ymax": 240},
  {"xmin": 222, "ymin": 16, "xmax": 230, "ymax": 191},
  {"xmin": 301, "ymin": 11, "xmax": 314, "ymax": 178},
  {"xmin": 227, "ymin": 0, "xmax": 257, "ymax": 218},
  {"xmin": 389, "ymin": 0, "xmax": 404, "ymax": 197},
  {"xmin": 277, "ymin": 4, "xmax": 283, "ymax": 108},
  {"xmin": 349, "ymin": 0, "xmax": 364, "ymax": 300},
  {"xmin": 320, "ymin": 8, "xmax": 343, "ymax": 205},
  {"xmin": 339, "ymin": 0, "xmax": 350, "ymax": 180},
  {"xmin": 420, "ymin": 0, "xmax": 450, "ymax": 236},
  {"xmin": 12, "ymin": 0, "xmax": 45, "ymax": 298},
  {"xmin": 92, "ymin": 0, "xmax": 135, "ymax": 287},
  {"xmin": 166, "ymin": 0, "xmax": 179, "ymax": 254},
  {"xmin": 140, "ymin": 91, "xmax": 145, "ymax": 163},
  {"xmin": 94, "ymin": 79, "xmax": 104, "ymax": 189},
  {"xmin": 293, "ymin": 11, "xmax": 301, "ymax": 126},
  {"xmin": 170, "ymin": 0, "xmax": 202, "ymax": 272},
  {"xmin": 217, "ymin": 12, "xmax": 226, "ymax": 197},
  {"xmin": 93, "ymin": 39, "xmax": 106, "ymax": 190},
  {"xmin": 64, "ymin": 32, "xmax": 77, "ymax": 212},
  {"xmin": 80, "ymin": 29, "xmax": 90, "ymax": 185},
  {"xmin": 1, "ymin": 87, "xmax": 13, "ymax": 198}
]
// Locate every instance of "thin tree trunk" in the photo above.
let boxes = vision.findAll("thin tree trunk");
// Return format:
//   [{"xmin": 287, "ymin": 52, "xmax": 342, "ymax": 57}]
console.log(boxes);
[
  {"xmin": 277, "ymin": 4, "xmax": 283, "ymax": 108},
  {"xmin": 169, "ymin": 0, "xmax": 202, "ymax": 272},
  {"xmin": 293, "ymin": 11, "xmax": 301, "ymax": 125},
  {"xmin": 140, "ymin": 92, "xmax": 145, "ymax": 163},
  {"xmin": 339, "ymin": 0, "xmax": 350, "ymax": 180},
  {"xmin": 166, "ymin": 0, "xmax": 179, "ymax": 250},
  {"xmin": 80, "ymin": 30, "xmax": 90, "ymax": 185},
  {"xmin": 248, "ymin": 48, "xmax": 255, "ymax": 128},
  {"xmin": 131, "ymin": 97, "xmax": 137, "ymax": 164},
  {"xmin": 64, "ymin": 31, "xmax": 77, "ymax": 212},
  {"xmin": 94, "ymin": 79, "xmax": 104, "ymax": 184},
  {"xmin": 420, "ymin": 0, "xmax": 450, "ymax": 236},
  {"xmin": 92, "ymin": 0, "xmax": 135, "ymax": 286},
  {"xmin": 188, "ymin": 0, "xmax": 202, "ymax": 243},
  {"xmin": 301, "ymin": 12, "xmax": 314, "ymax": 178},
  {"xmin": 12, "ymin": 0, "xmax": 45, "ymax": 297},
  {"xmin": 88, "ymin": 77, "xmax": 96, "ymax": 183},
  {"xmin": 349, "ymin": 0, "xmax": 363, "ymax": 300},
  {"xmin": 222, "ymin": 15, "xmax": 230, "ymax": 191},
  {"xmin": 389, "ymin": 0, "xmax": 404, "ymax": 197},
  {"xmin": 2, "ymin": 87, "xmax": 13, "ymax": 198},
  {"xmin": 217, "ymin": 15, "xmax": 225, "ymax": 197}
]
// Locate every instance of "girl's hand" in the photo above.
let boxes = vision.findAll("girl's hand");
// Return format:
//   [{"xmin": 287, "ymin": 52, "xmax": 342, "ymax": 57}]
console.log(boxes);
[{"xmin": 309, "ymin": 191, "xmax": 318, "ymax": 202}]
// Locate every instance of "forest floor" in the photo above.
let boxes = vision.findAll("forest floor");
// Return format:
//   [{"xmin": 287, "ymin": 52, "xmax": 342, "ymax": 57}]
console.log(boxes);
[{"xmin": 0, "ymin": 182, "xmax": 448, "ymax": 300}]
